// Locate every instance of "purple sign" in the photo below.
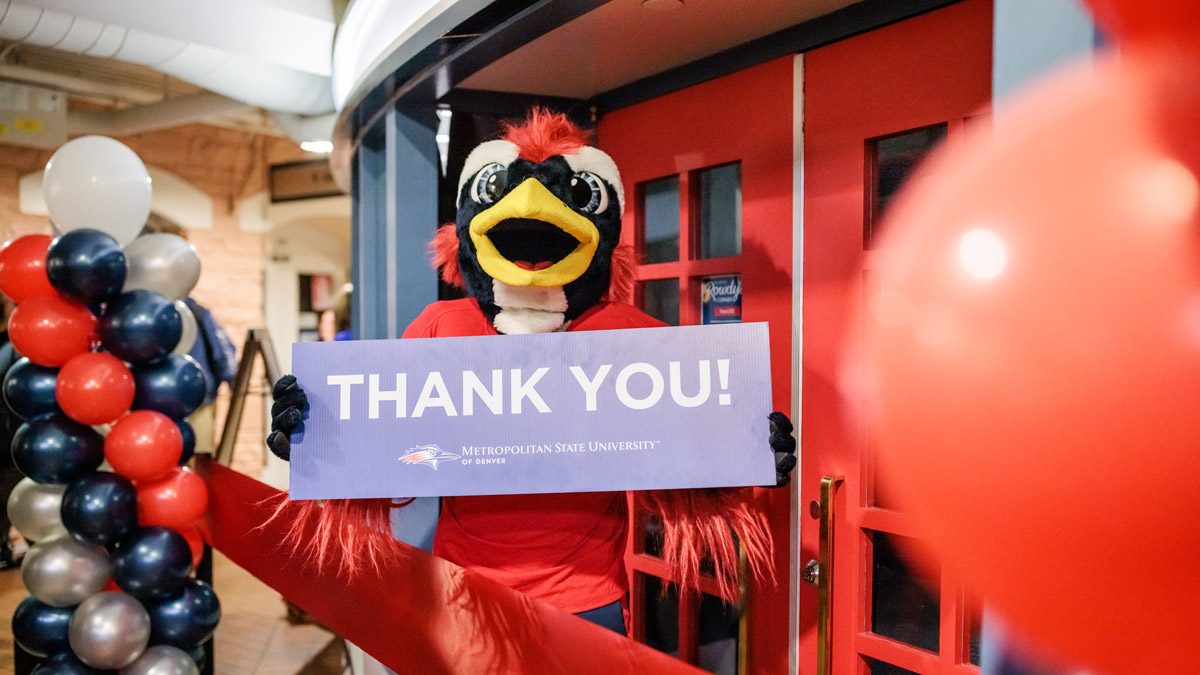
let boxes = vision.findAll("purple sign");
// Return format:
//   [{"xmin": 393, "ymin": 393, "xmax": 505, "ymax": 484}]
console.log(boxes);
[{"xmin": 289, "ymin": 322, "xmax": 774, "ymax": 500}]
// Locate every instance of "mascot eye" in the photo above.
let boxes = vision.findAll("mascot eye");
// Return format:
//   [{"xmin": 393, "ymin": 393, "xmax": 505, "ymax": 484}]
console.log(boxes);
[
  {"xmin": 569, "ymin": 172, "xmax": 608, "ymax": 214},
  {"xmin": 471, "ymin": 163, "xmax": 508, "ymax": 205}
]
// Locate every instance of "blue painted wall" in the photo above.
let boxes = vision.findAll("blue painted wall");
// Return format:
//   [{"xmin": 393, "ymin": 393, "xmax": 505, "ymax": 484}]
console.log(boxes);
[{"xmin": 993, "ymin": 0, "xmax": 1101, "ymax": 104}]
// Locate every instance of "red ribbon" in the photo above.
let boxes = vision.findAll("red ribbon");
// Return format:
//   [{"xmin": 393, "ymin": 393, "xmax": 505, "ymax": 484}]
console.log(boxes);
[{"xmin": 196, "ymin": 459, "xmax": 700, "ymax": 674}]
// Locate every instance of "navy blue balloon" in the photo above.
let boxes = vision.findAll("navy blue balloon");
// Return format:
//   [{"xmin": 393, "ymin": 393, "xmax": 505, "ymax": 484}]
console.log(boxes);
[
  {"xmin": 98, "ymin": 290, "xmax": 182, "ymax": 363},
  {"xmin": 131, "ymin": 355, "xmax": 205, "ymax": 419},
  {"xmin": 176, "ymin": 418, "xmax": 195, "ymax": 465},
  {"xmin": 187, "ymin": 645, "xmax": 207, "ymax": 670},
  {"xmin": 12, "ymin": 596, "xmax": 73, "ymax": 657},
  {"xmin": 146, "ymin": 579, "xmax": 221, "ymax": 649},
  {"xmin": 61, "ymin": 472, "xmax": 138, "ymax": 547},
  {"xmin": 4, "ymin": 358, "xmax": 61, "ymax": 421},
  {"xmin": 46, "ymin": 229, "xmax": 127, "ymax": 303},
  {"xmin": 12, "ymin": 414, "xmax": 104, "ymax": 484},
  {"xmin": 32, "ymin": 651, "xmax": 114, "ymax": 675},
  {"xmin": 113, "ymin": 527, "xmax": 192, "ymax": 600}
]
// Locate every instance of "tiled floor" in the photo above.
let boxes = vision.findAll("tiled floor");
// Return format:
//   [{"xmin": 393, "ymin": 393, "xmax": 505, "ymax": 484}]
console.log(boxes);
[{"xmin": 0, "ymin": 550, "xmax": 349, "ymax": 674}]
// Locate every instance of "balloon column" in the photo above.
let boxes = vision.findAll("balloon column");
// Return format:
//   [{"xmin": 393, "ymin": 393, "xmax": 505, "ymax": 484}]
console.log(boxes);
[
  {"xmin": 2, "ymin": 136, "xmax": 218, "ymax": 674},
  {"xmin": 858, "ymin": 4, "xmax": 1200, "ymax": 675}
]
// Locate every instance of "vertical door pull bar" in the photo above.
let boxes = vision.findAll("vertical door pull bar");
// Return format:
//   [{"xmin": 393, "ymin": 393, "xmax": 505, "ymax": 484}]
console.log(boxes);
[{"xmin": 802, "ymin": 475, "xmax": 843, "ymax": 675}]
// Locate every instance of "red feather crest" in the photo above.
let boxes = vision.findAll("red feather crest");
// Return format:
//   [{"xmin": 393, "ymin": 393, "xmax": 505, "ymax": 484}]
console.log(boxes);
[{"xmin": 501, "ymin": 108, "xmax": 590, "ymax": 163}]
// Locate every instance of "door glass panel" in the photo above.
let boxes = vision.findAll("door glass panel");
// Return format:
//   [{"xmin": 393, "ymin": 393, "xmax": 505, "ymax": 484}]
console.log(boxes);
[
  {"xmin": 870, "ymin": 530, "xmax": 940, "ymax": 653},
  {"xmin": 698, "ymin": 163, "xmax": 742, "ymax": 259},
  {"xmin": 867, "ymin": 123, "xmax": 947, "ymax": 246},
  {"xmin": 640, "ymin": 278, "xmax": 679, "ymax": 325},
  {"xmin": 641, "ymin": 176, "xmax": 681, "ymax": 263},
  {"xmin": 640, "ymin": 573, "xmax": 680, "ymax": 656},
  {"xmin": 968, "ymin": 596, "xmax": 982, "ymax": 666},
  {"xmin": 698, "ymin": 593, "xmax": 739, "ymax": 675},
  {"xmin": 642, "ymin": 514, "xmax": 665, "ymax": 557},
  {"xmin": 865, "ymin": 657, "xmax": 921, "ymax": 675}
]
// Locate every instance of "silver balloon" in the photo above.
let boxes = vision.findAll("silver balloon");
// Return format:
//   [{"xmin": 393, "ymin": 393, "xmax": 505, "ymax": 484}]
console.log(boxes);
[
  {"xmin": 7, "ymin": 478, "xmax": 68, "ymax": 542},
  {"xmin": 123, "ymin": 233, "xmax": 201, "ymax": 300},
  {"xmin": 69, "ymin": 591, "xmax": 151, "ymax": 670},
  {"xmin": 119, "ymin": 645, "xmax": 199, "ymax": 675},
  {"xmin": 172, "ymin": 300, "xmax": 197, "ymax": 355},
  {"xmin": 22, "ymin": 537, "xmax": 113, "ymax": 607}
]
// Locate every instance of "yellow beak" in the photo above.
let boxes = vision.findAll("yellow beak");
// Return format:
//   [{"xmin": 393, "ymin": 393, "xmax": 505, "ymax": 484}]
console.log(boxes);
[{"xmin": 468, "ymin": 178, "xmax": 600, "ymax": 287}]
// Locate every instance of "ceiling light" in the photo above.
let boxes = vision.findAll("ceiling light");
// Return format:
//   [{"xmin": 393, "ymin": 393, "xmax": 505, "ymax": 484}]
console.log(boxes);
[{"xmin": 300, "ymin": 140, "xmax": 333, "ymax": 154}]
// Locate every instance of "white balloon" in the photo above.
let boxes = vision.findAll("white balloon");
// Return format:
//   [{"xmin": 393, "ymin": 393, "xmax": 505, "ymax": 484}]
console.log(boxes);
[
  {"xmin": 173, "ymin": 300, "xmax": 198, "ymax": 355},
  {"xmin": 43, "ymin": 136, "xmax": 151, "ymax": 245}
]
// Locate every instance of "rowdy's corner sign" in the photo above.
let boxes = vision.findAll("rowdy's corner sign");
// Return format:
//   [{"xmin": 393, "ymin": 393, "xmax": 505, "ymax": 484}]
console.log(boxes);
[{"xmin": 289, "ymin": 323, "xmax": 775, "ymax": 499}]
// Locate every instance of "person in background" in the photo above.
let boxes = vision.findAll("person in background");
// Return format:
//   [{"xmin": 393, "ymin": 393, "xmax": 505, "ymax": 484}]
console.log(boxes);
[
  {"xmin": 317, "ymin": 286, "xmax": 352, "ymax": 343},
  {"xmin": 183, "ymin": 297, "xmax": 238, "ymax": 447},
  {"xmin": 0, "ymin": 295, "xmax": 27, "ymax": 568},
  {"xmin": 139, "ymin": 215, "xmax": 238, "ymax": 455}
]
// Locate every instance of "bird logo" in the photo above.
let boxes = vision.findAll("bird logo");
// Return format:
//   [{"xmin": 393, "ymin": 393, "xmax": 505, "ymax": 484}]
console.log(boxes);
[{"xmin": 400, "ymin": 444, "xmax": 460, "ymax": 470}]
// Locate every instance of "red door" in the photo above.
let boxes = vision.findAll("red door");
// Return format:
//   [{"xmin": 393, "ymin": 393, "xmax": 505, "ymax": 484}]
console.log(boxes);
[
  {"xmin": 801, "ymin": 1, "xmax": 993, "ymax": 673},
  {"xmin": 599, "ymin": 57, "xmax": 796, "ymax": 673}
]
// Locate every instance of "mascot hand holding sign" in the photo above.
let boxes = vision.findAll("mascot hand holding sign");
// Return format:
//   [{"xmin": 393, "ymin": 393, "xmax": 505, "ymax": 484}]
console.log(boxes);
[{"xmin": 266, "ymin": 110, "xmax": 796, "ymax": 630}]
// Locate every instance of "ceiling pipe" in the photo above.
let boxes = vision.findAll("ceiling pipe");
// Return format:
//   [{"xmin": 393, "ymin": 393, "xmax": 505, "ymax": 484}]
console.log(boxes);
[
  {"xmin": 0, "ymin": 1, "xmax": 334, "ymax": 115},
  {"xmin": 269, "ymin": 111, "xmax": 337, "ymax": 147},
  {"xmin": 69, "ymin": 91, "xmax": 256, "ymax": 137},
  {"xmin": 0, "ymin": 62, "xmax": 165, "ymax": 104}
]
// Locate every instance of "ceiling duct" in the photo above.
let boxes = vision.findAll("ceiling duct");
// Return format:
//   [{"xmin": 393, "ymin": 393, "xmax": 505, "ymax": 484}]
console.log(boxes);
[{"xmin": 0, "ymin": 1, "xmax": 335, "ymax": 115}]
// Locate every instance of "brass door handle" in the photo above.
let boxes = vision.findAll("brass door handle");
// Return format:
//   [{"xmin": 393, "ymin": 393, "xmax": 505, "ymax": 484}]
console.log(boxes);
[{"xmin": 809, "ymin": 475, "xmax": 843, "ymax": 675}]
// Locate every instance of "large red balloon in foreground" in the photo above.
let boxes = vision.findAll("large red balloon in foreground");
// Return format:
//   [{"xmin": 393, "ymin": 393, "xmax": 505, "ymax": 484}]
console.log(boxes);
[
  {"xmin": 1084, "ymin": 0, "xmax": 1200, "ymax": 47},
  {"xmin": 860, "ymin": 55, "xmax": 1200, "ymax": 674}
]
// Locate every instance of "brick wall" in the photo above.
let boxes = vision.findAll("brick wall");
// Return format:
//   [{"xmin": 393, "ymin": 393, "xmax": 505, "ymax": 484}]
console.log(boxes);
[{"xmin": 0, "ymin": 124, "xmax": 309, "ymax": 477}]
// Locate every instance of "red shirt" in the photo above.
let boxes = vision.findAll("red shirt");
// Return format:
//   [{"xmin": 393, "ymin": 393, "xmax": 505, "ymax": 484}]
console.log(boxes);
[{"xmin": 402, "ymin": 299, "xmax": 666, "ymax": 613}]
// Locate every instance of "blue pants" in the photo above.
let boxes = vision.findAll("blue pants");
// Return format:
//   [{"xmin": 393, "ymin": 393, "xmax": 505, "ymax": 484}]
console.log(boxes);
[{"xmin": 576, "ymin": 600, "xmax": 625, "ymax": 634}]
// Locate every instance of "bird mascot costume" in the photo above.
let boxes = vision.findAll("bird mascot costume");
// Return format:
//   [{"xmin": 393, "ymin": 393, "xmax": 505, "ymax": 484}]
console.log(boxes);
[{"xmin": 267, "ymin": 109, "xmax": 797, "ymax": 631}]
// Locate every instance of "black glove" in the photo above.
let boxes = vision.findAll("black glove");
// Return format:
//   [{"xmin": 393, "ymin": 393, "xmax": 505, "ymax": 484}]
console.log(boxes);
[
  {"xmin": 769, "ymin": 411, "xmax": 797, "ymax": 487},
  {"xmin": 266, "ymin": 374, "xmax": 307, "ymax": 461}
]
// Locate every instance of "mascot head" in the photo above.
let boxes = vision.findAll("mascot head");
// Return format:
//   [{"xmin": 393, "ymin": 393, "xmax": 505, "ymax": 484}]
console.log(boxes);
[{"xmin": 432, "ymin": 109, "xmax": 633, "ymax": 334}]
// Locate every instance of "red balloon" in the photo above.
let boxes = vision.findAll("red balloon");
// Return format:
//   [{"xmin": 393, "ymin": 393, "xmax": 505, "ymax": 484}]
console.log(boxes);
[
  {"xmin": 56, "ymin": 352, "xmax": 135, "ymax": 425},
  {"xmin": 104, "ymin": 410, "xmax": 182, "ymax": 482},
  {"xmin": 136, "ymin": 467, "xmax": 208, "ymax": 530},
  {"xmin": 8, "ymin": 295, "xmax": 97, "ymax": 367},
  {"xmin": 175, "ymin": 525, "xmax": 205, "ymax": 569},
  {"xmin": 0, "ymin": 234, "xmax": 54, "ymax": 303},
  {"xmin": 1084, "ymin": 0, "xmax": 1200, "ymax": 48},
  {"xmin": 859, "ymin": 55, "xmax": 1200, "ymax": 674}
]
